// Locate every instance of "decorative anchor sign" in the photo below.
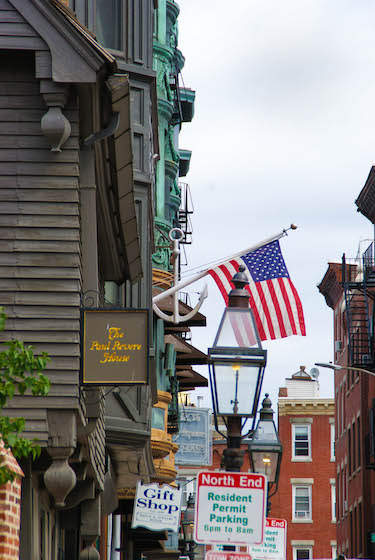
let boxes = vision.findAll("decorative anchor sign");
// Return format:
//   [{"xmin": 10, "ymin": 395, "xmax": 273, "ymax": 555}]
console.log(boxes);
[{"xmin": 153, "ymin": 228, "xmax": 208, "ymax": 324}]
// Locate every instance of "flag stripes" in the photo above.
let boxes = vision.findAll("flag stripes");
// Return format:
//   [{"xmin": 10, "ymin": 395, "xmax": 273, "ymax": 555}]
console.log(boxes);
[{"xmin": 208, "ymin": 241, "xmax": 306, "ymax": 342}]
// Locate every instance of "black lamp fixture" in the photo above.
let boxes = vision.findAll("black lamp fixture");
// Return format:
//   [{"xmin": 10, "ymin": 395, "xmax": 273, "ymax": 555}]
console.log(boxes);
[
  {"xmin": 208, "ymin": 266, "xmax": 267, "ymax": 471},
  {"xmin": 181, "ymin": 494, "xmax": 197, "ymax": 560},
  {"xmin": 209, "ymin": 307, "xmax": 267, "ymax": 421},
  {"xmin": 248, "ymin": 393, "xmax": 283, "ymax": 514},
  {"xmin": 208, "ymin": 266, "xmax": 267, "ymax": 428},
  {"xmin": 248, "ymin": 393, "xmax": 283, "ymax": 486}
]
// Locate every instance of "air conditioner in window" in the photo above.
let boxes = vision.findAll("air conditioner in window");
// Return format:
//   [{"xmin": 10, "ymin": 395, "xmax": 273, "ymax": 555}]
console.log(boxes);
[
  {"xmin": 335, "ymin": 340, "xmax": 343, "ymax": 352},
  {"xmin": 296, "ymin": 511, "xmax": 308, "ymax": 518},
  {"xmin": 344, "ymin": 500, "xmax": 348, "ymax": 512}
]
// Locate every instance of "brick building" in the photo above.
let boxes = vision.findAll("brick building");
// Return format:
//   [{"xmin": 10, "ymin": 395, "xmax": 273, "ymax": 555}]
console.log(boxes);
[
  {"xmin": 271, "ymin": 367, "xmax": 336, "ymax": 560},
  {"xmin": 0, "ymin": 441, "xmax": 23, "ymax": 560},
  {"xmin": 318, "ymin": 169, "xmax": 375, "ymax": 559}
]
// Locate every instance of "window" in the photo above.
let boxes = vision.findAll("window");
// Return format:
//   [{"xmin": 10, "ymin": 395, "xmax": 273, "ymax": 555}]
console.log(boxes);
[
  {"xmin": 331, "ymin": 423, "xmax": 335, "ymax": 461},
  {"xmin": 341, "ymin": 385, "xmax": 345, "ymax": 435},
  {"xmin": 72, "ymin": 0, "xmax": 124, "ymax": 52},
  {"xmin": 293, "ymin": 485, "xmax": 312, "ymax": 521},
  {"xmin": 293, "ymin": 547, "xmax": 312, "ymax": 560},
  {"xmin": 331, "ymin": 546, "xmax": 337, "ymax": 559},
  {"xmin": 292, "ymin": 425, "xmax": 311, "ymax": 460},
  {"xmin": 96, "ymin": 0, "xmax": 123, "ymax": 51},
  {"xmin": 343, "ymin": 466, "xmax": 348, "ymax": 513},
  {"xmin": 357, "ymin": 416, "xmax": 361, "ymax": 467},
  {"xmin": 70, "ymin": 0, "xmax": 94, "ymax": 29},
  {"xmin": 348, "ymin": 426, "xmax": 352, "ymax": 475},
  {"xmin": 331, "ymin": 484, "xmax": 336, "ymax": 522}
]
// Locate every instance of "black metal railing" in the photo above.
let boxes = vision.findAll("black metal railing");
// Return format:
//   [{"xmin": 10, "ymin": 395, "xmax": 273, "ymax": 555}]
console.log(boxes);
[
  {"xmin": 363, "ymin": 241, "xmax": 375, "ymax": 280},
  {"xmin": 178, "ymin": 182, "xmax": 194, "ymax": 245},
  {"xmin": 343, "ymin": 248, "xmax": 375, "ymax": 368}
]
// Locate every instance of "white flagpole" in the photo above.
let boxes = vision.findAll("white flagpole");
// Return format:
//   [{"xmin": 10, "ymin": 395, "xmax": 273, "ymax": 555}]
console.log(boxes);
[{"xmin": 152, "ymin": 225, "xmax": 296, "ymax": 304}]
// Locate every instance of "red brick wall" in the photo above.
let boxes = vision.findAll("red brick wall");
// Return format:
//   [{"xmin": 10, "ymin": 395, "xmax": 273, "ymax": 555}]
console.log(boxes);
[
  {"xmin": 0, "ymin": 443, "xmax": 23, "ymax": 560},
  {"xmin": 271, "ymin": 411, "xmax": 336, "ymax": 560}
]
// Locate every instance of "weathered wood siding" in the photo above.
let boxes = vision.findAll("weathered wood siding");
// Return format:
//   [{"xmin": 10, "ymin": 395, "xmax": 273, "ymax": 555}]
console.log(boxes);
[
  {"xmin": 0, "ymin": 0, "xmax": 49, "ymax": 52},
  {"xmin": 0, "ymin": 50, "xmax": 81, "ymax": 444}
]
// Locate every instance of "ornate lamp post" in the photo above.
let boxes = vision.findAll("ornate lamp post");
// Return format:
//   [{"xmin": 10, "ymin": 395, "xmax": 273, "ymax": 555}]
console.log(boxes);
[
  {"xmin": 248, "ymin": 393, "xmax": 283, "ymax": 513},
  {"xmin": 181, "ymin": 494, "xmax": 198, "ymax": 560},
  {"xmin": 208, "ymin": 266, "xmax": 267, "ymax": 471}
]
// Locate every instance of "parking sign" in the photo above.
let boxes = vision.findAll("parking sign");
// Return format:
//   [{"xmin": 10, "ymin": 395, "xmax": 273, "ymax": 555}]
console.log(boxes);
[{"xmin": 195, "ymin": 471, "xmax": 267, "ymax": 545}]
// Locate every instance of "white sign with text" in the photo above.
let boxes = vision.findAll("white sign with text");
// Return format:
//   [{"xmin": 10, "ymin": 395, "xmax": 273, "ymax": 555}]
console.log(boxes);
[
  {"xmin": 195, "ymin": 471, "xmax": 267, "ymax": 545},
  {"xmin": 249, "ymin": 518, "xmax": 287, "ymax": 560},
  {"xmin": 132, "ymin": 482, "xmax": 182, "ymax": 532}
]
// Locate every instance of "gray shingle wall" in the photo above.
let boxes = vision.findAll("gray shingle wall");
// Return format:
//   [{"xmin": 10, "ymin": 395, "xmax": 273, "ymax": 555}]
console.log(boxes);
[{"xmin": 0, "ymin": 50, "xmax": 82, "ymax": 441}]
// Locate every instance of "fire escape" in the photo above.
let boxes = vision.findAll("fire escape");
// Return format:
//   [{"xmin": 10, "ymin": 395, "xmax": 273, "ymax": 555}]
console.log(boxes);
[{"xmin": 342, "ymin": 242, "xmax": 375, "ymax": 368}]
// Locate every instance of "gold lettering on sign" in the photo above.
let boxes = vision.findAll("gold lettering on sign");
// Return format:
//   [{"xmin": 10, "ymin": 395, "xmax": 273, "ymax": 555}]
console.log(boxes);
[
  {"xmin": 108, "ymin": 327, "xmax": 124, "ymax": 340},
  {"xmin": 100, "ymin": 353, "xmax": 131, "ymax": 363},
  {"xmin": 90, "ymin": 341, "xmax": 111, "ymax": 351},
  {"xmin": 88, "ymin": 326, "xmax": 142, "ymax": 366}
]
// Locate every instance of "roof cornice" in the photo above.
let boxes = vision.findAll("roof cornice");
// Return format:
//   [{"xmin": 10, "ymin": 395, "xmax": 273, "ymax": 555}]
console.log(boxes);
[{"xmin": 279, "ymin": 399, "xmax": 335, "ymax": 416}]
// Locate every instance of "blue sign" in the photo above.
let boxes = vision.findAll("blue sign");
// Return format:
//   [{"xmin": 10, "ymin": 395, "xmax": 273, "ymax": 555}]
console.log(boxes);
[{"xmin": 173, "ymin": 407, "xmax": 211, "ymax": 466}]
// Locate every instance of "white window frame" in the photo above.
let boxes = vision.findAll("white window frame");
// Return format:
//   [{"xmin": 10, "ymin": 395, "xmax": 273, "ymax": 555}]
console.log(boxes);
[
  {"xmin": 331, "ymin": 545, "xmax": 337, "ymax": 559},
  {"xmin": 292, "ymin": 484, "xmax": 312, "ymax": 521},
  {"xmin": 331, "ymin": 484, "xmax": 336, "ymax": 522},
  {"xmin": 292, "ymin": 546, "xmax": 313, "ymax": 560},
  {"xmin": 331, "ymin": 423, "xmax": 335, "ymax": 461},
  {"xmin": 292, "ymin": 424, "xmax": 311, "ymax": 461}
]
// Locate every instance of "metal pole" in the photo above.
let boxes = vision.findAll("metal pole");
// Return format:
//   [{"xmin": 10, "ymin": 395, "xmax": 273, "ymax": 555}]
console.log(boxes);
[{"xmin": 153, "ymin": 228, "xmax": 290, "ymax": 304}]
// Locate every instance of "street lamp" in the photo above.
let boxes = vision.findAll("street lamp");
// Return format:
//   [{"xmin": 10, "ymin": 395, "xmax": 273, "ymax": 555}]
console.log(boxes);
[
  {"xmin": 208, "ymin": 266, "xmax": 267, "ymax": 471},
  {"xmin": 248, "ymin": 394, "xmax": 283, "ymax": 514},
  {"xmin": 181, "ymin": 494, "xmax": 197, "ymax": 560},
  {"xmin": 315, "ymin": 362, "xmax": 375, "ymax": 378},
  {"xmin": 248, "ymin": 394, "xmax": 283, "ymax": 486},
  {"xmin": 209, "ymin": 306, "xmax": 267, "ymax": 419}
]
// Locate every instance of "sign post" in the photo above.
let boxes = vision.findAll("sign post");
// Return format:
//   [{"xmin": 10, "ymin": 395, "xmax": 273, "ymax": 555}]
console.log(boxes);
[
  {"xmin": 248, "ymin": 518, "xmax": 287, "ymax": 560},
  {"xmin": 195, "ymin": 471, "xmax": 267, "ymax": 545}
]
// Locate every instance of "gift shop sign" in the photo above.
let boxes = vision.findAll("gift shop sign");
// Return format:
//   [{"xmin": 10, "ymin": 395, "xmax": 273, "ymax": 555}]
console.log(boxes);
[
  {"xmin": 249, "ymin": 518, "xmax": 287, "ymax": 560},
  {"xmin": 81, "ymin": 309, "xmax": 149, "ymax": 385},
  {"xmin": 132, "ymin": 482, "xmax": 182, "ymax": 532},
  {"xmin": 195, "ymin": 471, "xmax": 267, "ymax": 545}
]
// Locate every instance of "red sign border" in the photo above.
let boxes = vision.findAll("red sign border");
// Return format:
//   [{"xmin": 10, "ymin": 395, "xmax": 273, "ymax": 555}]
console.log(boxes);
[{"xmin": 195, "ymin": 470, "xmax": 267, "ymax": 545}]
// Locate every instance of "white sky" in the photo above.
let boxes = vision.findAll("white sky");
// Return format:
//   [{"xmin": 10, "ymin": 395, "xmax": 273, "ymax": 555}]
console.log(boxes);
[{"xmin": 175, "ymin": 0, "xmax": 375, "ymax": 410}]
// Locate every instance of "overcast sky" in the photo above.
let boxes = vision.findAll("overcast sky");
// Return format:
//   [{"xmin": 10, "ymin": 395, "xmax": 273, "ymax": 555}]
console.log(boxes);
[{"xmin": 175, "ymin": 0, "xmax": 375, "ymax": 409}]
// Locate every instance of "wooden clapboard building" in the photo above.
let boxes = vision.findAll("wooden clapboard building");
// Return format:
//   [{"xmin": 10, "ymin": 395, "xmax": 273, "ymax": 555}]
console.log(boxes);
[{"xmin": 0, "ymin": 0, "xmax": 159, "ymax": 557}]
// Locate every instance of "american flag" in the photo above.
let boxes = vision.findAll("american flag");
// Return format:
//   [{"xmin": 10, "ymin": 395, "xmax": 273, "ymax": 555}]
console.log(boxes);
[{"xmin": 208, "ymin": 240, "xmax": 306, "ymax": 341}]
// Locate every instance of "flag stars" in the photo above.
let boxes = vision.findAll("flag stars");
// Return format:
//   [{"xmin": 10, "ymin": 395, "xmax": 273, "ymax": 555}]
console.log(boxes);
[{"xmin": 242, "ymin": 241, "xmax": 290, "ymax": 282}]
